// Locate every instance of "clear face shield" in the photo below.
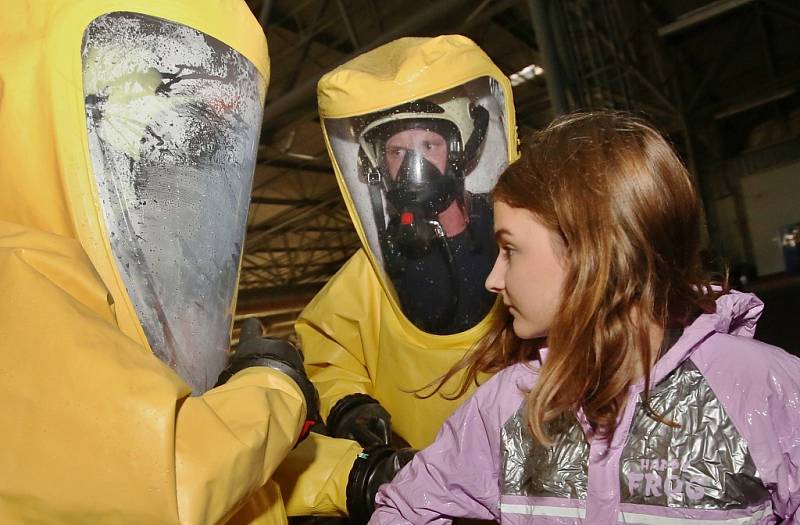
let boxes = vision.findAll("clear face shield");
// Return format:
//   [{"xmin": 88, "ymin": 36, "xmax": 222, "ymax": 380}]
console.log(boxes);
[
  {"xmin": 82, "ymin": 13, "xmax": 265, "ymax": 393},
  {"xmin": 325, "ymin": 77, "xmax": 510, "ymax": 334}
]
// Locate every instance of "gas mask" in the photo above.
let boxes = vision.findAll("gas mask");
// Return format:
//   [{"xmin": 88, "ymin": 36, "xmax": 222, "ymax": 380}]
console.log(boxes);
[
  {"xmin": 322, "ymin": 75, "xmax": 513, "ymax": 333},
  {"xmin": 359, "ymin": 101, "xmax": 488, "ymax": 257}
]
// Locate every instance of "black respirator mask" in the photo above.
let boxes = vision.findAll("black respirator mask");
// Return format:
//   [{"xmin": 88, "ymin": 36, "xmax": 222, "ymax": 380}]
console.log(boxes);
[
  {"xmin": 382, "ymin": 148, "xmax": 464, "ymax": 254},
  {"xmin": 360, "ymin": 104, "xmax": 488, "ymax": 256}
]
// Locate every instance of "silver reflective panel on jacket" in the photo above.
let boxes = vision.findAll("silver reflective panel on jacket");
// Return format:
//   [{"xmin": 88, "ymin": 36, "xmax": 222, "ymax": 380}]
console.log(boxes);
[
  {"xmin": 501, "ymin": 408, "xmax": 588, "ymax": 498},
  {"xmin": 500, "ymin": 360, "xmax": 770, "ymax": 510},
  {"xmin": 621, "ymin": 360, "xmax": 769, "ymax": 509}
]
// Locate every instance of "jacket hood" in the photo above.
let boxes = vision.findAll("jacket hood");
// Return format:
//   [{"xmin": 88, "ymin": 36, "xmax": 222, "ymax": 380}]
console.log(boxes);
[{"xmin": 649, "ymin": 290, "xmax": 764, "ymax": 387}]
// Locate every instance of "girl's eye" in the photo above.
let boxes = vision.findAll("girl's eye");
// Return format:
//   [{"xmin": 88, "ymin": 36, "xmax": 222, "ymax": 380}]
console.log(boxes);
[{"xmin": 501, "ymin": 245, "xmax": 515, "ymax": 258}]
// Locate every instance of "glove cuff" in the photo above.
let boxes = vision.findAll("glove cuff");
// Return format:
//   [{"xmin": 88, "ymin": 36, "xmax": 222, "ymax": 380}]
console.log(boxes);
[
  {"xmin": 217, "ymin": 355, "xmax": 320, "ymax": 444},
  {"xmin": 327, "ymin": 393, "xmax": 381, "ymax": 435},
  {"xmin": 345, "ymin": 445, "xmax": 395, "ymax": 525}
]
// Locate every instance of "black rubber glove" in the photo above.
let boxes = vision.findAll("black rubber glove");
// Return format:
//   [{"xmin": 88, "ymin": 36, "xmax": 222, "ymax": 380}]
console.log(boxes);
[
  {"xmin": 327, "ymin": 394, "xmax": 392, "ymax": 448},
  {"xmin": 216, "ymin": 318, "xmax": 319, "ymax": 444},
  {"xmin": 346, "ymin": 445, "xmax": 416, "ymax": 525}
]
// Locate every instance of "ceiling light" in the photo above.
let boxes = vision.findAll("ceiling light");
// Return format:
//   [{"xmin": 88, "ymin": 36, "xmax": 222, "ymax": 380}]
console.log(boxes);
[{"xmin": 510, "ymin": 64, "xmax": 544, "ymax": 87}]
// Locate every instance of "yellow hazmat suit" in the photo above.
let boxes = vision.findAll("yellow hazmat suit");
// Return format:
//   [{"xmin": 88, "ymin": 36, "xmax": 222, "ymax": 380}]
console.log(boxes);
[
  {"xmin": 0, "ymin": 1, "xmax": 303, "ymax": 523},
  {"xmin": 276, "ymin": 35, "xmax": 519, "ymax": 515}
]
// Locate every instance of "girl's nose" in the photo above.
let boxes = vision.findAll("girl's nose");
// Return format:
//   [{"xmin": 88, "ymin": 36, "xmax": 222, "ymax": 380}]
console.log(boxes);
[{"xmin": 485, "ymin": 258, "xmax": 504, "ymax": 293}]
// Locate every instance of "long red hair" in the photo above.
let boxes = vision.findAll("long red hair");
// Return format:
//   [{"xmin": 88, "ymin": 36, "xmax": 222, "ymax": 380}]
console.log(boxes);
[{"xmin": 426, "ymin": 111, "xmax": 722, "ymax": 444}]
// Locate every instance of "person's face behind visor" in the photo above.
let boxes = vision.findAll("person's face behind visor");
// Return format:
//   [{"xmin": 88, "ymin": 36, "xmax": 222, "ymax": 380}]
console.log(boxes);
[
  {"xmin": 384, "ymin": 129, "xmax": 448, "ymax": 179},
  {"xmin": 319, "ymin": 72, "xmax": 514, "ymax": 334}
]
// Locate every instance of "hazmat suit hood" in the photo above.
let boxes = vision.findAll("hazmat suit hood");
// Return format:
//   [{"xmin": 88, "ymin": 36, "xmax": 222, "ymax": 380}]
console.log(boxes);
[
  {"xmin": 0, "ymin": 0, "xmax": 269, "ymax": 393},
  {"xmin": 317, "ymin": 35, "xmax": 519, "ymax": 335}
]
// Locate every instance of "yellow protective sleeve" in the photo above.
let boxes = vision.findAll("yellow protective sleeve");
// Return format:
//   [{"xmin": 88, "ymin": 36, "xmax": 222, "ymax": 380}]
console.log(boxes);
[
  {"xmin": 296, "ymin": 249, "xmax": 490, "ymax": 448},
  {"xmin": 0, "ymin": 221, "xmax": 303, "ymax": 525},
  {"xmin": 295, "ymin": 251, "xmax": 382, "ymax": 421},
  {"xmin": 273, "ymin": 432, "xmax": 362, "ymax": 516},
  {"xmin": 227, "ymin": 481, "xmax": 288, "ymax": 525}
]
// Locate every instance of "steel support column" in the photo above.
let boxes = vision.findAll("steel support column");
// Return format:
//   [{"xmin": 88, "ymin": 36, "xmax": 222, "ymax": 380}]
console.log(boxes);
[{"xmin": 527, "ymin": 0, "xmax": 569, "ymax": 115}]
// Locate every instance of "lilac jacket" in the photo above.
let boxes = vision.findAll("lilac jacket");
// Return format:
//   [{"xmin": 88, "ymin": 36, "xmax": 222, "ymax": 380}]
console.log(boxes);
[{"xmin": 372, "ymin": 292, "xmax": 800, "ymax": 524}]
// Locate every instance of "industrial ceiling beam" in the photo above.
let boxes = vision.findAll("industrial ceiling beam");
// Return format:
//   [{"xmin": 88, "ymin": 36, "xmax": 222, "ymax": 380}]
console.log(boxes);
[
  {"xmin": 242, "ymin": 258, "xmax": 352, "ymax": 269},
  {"xmin": 281, "ymin": 0, "xmax": 332, "ymax": 93},
  {"xmin": 492, "ymin": 8, "xmax": 538, "ymax": 49},
  {"xmin": 288, "ymin": 257, "xmax": 353, "ymax": 283},
  {"xmin": 250, "ymin": 196, "xmax": 325, "ymax": 206},
  {"xmin": 245, "ymin": 189, "xmax": 343, "ymax": 248},
  {"xmin": 268, "ymin": 3, "xmax": 353, "ymax": 56},
  {"xmin": 257, "ymin": 158, "xmax": 332, "ymax": 174},
  {"xmin": 686, "ymin": 15, "xmax": 752, "ymax": 111},
  {"xmin": 765, "ymin": 0, "xmax": 800, "ymax": 26},
  {"xmin": 248, "ymin": 243, "xmax": 359, "ymax": 253},
  {"xmin": 658, "ymin": 0, "xmax": 755, "ymax": 37},
  {"xmin": 235, "ymin": 282, "xmax": 324, "ymax": 318},
  {"xmin": 257, "ymin": 0, "xmax": 273, "ymax": 27},
  {"xmin": 714, "ymin": 87, "xmax": 797, "ymax": 120},
  {"xmin": 261, "ymin": 0, "xmax": 475, "ymax": 134},
  {"xmin": 689, "ymin": 68, "xmax": 800, "ymax": 120},
  {"xmin": 335, "ymin": 0, "xmax": 360, "ymax": 49}
]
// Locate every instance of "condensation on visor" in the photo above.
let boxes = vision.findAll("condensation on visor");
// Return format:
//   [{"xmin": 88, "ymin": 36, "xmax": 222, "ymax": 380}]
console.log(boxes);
[{"xmin": 82, "ymin": 12, "xmax": 265, "ymax": 393}]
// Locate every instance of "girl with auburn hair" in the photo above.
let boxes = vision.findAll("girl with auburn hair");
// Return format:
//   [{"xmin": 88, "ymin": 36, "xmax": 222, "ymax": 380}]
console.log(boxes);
[{"xmin": 370, "ymin": 111, "xmax": 800, "ymax": 524}]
